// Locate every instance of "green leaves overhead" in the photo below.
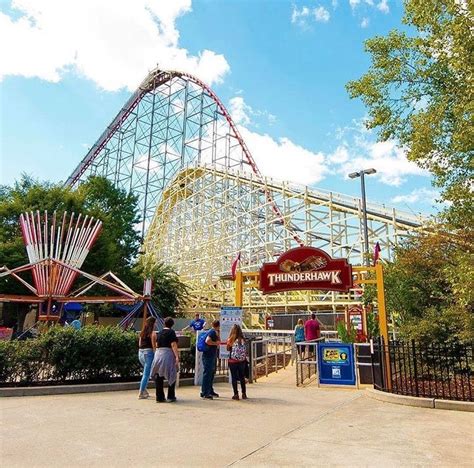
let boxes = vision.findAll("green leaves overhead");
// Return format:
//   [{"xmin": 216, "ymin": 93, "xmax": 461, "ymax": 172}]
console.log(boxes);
[{"xmin": 347, "ymin": 0, "xmax": 473, "ymax": 214}]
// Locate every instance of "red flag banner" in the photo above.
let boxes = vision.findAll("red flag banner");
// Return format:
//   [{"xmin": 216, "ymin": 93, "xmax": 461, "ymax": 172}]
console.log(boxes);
[
  {"xmin": 231, "ymin": 252, "xmax": 241, "ymax": 279},
  {"xmin": 373, "ymin": 242, "xmax": 381, "ymax": 265}
]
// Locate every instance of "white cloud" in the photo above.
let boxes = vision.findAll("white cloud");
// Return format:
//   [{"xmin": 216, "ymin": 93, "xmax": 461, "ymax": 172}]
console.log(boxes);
[
  {"xmin": 377, "ymin": 0, "xmax": 390, "ymax": 13},
  {"xmin": 229, "ymin": 97, "xmax": 252, "ymax": 126},
  {"xmin": 349, "ymin": 0, "xmax": 389, "ymax": 13},
  {"xmin": 314, "ymin": 6, "xmax": 330, "ymax": 22},
  {"xmin": 332, "ymin": 120, "xmax": 428, "ymax": 186},
  {"xmin": 328, "ymin": 146, "xmax": 350, "ymax": 164},
  {"xmin": 291, "ymin": 5, "xmax": 330, "ymax": 27},
  {"xmin": 291, "ymin": 5, "xmax": 310, "ymax": 25},
  {"xmin": 0, "ymin": 0, "xmax": 230, "ymax": 91},
  {"xmin": 229, "ymin": 96, "xmax": 276, "ymax": 127},
  {"xmin": 335, "ymin": 139, "xmax": 427, "ymax": 186},
  {"xmin": 228, "ymin": 99, "xmax": 427, "ymax": 189},
  {"xmin": 360, "ymin": 17, "xmax": 370, "ymax": 28},
  {"xmin": 238, "ymin": 126, "xmax": 329, "ymax": 186},
  {"xmin": 391, "ymin": 188, "xmax": 441, "ymax": 205}
]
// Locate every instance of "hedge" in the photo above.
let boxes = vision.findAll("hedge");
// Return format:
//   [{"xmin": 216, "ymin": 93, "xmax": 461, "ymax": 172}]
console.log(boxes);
[{"xmin": 0, "ymin": 326, "xmax": 195, "ymax": 387}]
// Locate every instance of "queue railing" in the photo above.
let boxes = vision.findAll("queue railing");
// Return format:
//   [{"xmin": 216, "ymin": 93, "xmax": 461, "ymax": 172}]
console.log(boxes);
[
  {"xmin": 295, "ymin": 338, "xmax": 325, "ymax": 386},
  {"xmin": 247, "ymin": 333, "xmax": 295, "ymax": 382}
]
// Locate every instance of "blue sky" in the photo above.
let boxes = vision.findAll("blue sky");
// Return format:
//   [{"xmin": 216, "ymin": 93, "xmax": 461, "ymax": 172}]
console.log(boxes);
[{"xmin": 0, "ymin": 0, "xmax": 442, "ymax": 215}]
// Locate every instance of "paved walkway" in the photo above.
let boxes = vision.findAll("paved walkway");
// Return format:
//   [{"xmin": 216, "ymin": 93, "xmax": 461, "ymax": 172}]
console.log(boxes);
[{"xmin": 1, "ymin": 368, "xmax": 473, "ymax": 467}]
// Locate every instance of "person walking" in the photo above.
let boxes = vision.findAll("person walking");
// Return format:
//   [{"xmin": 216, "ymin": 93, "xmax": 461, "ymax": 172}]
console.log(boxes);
[
  {"xmin": 138, "ymin": 316, "xmax": 156, "ymax": 399},
  {"xmin": 304, "ymin": 313, "xmax": 321, "ymax": 360},
  {"xmin": 201, "ymin": 319, "xmax": 220, "ymax": 400},
  {"xmin": 294, "ymin": 318, "xmax": 305, "ymax": 356},
  {"xmin": 151, "ymin": 317, "xmax": 180, "ymax": 403},
  {"xmin": 304, "ymin": 313, "xmax": 321, "ymax": 341},
  {"xmin": 226, "ymin": 324, "xmax": 248, "ymax": 400}
]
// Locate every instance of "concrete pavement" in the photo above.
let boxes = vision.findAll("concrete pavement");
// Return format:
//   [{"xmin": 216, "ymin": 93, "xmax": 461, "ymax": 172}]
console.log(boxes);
[{"xmin": 1, "ymin": 368, "xmax": 473, "ymax": 467}]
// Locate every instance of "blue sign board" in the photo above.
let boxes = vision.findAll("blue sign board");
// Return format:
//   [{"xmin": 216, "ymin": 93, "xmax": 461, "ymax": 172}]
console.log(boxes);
[{"xmin": 318, "ymin": 343, "xmax": 356, "ymax": 386}]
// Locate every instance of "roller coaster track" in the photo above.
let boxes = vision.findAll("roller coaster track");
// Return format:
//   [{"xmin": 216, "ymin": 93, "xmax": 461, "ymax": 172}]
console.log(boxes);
[{"xmin": 67, "ymin": 68, "xmax": 303, "ymax": 245}]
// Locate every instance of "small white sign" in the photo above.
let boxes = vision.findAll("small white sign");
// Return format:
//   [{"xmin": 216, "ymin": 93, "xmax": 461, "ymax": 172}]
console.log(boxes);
[{"xmin": 219, "ymin": 306, "xmax": 243, "ymax": 359}]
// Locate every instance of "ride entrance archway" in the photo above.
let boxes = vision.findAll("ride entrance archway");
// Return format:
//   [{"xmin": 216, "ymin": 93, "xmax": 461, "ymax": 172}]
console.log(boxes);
[{"xmin": 233, "ymin": 247, "xmax": 391, "ymax": 389}]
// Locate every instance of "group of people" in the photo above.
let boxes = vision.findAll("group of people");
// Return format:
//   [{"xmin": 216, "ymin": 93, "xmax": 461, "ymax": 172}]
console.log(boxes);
[
  {"xmin": 138, "ymin": 316, "xmax": 180, "ymax": 402},
  {"xmin": 294, "ymin": 313, "xmax": 321, "ymax": 355},
  {"xmin": 137, "ymin": 313, "xmax": 248, "ymax": 402}
]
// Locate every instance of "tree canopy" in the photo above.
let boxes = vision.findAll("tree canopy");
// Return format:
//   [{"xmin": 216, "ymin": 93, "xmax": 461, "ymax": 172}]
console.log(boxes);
[
  {"xmin": 347, "ymin": 0, "xmax": 473, "ymax": 215},
  {"xmin": 384, "ymin": 226, "xmax": 473, "ymax": 345}
]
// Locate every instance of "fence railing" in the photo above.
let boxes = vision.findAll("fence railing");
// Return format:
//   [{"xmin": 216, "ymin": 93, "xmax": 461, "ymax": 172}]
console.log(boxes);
[
  {"xmin": 372, "ymin": 339, "xmax": 473, "ymax": 402},
  {"xmin": 247, "ymin": 333, "xmax": 294, "ymax": 382},
  {"xmin": 295, "ymin": 339, "xmax": 324, "ymax": 386}
]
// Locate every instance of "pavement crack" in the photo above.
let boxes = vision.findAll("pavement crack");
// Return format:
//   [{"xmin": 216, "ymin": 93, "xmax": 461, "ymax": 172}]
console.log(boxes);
[{"xmin": 226, "ymin": 393, "xmax": 363, "ymax": 466}]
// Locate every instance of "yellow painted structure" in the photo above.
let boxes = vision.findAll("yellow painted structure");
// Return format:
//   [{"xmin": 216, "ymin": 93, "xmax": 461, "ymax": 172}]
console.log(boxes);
[{"xmin": 233, "ymin": 262, "xmax": 392, "ymax": 389}]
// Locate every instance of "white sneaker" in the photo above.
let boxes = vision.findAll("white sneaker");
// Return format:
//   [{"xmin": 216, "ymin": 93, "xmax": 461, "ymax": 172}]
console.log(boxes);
[
  {"xmin": 144, "ymin": 390, "xmax": 150, "ymax": 397},
  {"xmin": 138, "ymin": 392, "xmax": 148, "ymax": 399}
]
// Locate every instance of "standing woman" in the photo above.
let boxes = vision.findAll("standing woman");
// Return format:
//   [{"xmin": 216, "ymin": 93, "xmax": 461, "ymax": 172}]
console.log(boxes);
[
  {"xmin": 151, "ymin": 317, "xmax": 180, "ymax": 403},
  {"xmin": 294, "ymin": 318, "xmax": 305, "ymax": 356},
  {"xmin": 138, "ymin": 316, "xmax": 156, "ymax": 399},
  {"xmin": 226, "ymin": 324, "xmax": 248, "ymax": 400}
]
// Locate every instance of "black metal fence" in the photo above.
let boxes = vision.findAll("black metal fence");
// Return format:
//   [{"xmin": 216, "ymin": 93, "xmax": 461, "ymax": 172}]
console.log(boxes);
[{"xmin": 372, "ymin": 339, "xmax": 473, "ymax": 402}]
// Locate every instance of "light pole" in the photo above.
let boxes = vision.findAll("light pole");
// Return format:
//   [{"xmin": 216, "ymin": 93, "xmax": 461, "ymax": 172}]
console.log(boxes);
[{"xmin": 348, "ymin": 168, "xmax": 377, "ymax": 266}]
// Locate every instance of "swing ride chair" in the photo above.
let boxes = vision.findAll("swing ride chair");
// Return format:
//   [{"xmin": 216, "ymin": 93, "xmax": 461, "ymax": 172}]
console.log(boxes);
[{"xmin": 0, "ymin": 210, "xmax": 143, "ymax": 321}]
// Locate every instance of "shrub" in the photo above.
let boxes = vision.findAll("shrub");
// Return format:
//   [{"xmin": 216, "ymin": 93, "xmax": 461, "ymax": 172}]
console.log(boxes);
[{"xmin": 0, "ymin": 325, "xmax": 141, "ymax": 386}]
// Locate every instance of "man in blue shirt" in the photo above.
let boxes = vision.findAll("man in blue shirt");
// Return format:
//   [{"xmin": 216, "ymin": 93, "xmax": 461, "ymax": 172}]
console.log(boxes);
[
  {"xmin": 183, "ymin": 313, "xmax": 206, "ymax": 333},
  {"xmin": 201, "ymin": 319, "xmax": 220, "ymax": 400}
]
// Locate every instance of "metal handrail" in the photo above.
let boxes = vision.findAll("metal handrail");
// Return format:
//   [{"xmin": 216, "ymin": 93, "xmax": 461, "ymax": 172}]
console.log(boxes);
[
  {"xmin": 295, "ymin": 339, "xmax": 325, "ymax": 386},
  {"xmin": 249, "ymin": 334, "xmax": 295, "ymax": 381}
]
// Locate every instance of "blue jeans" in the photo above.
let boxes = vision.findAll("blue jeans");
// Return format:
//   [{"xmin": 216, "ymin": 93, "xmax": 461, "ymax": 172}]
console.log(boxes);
[
  {"xmin": 201, "ymin": 353, "xmax": 216, "ymax": 396},
  {"xmin": 138, "ymin": 349, "xmax": 154, "ymax": 393}
]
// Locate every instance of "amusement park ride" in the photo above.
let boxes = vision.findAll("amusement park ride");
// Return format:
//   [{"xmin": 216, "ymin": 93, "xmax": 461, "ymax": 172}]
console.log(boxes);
[
  {"xmin": 64, "ymin": 68, "xmax": 426, "ymax": 317},
  {"xmin": 0, "ymin": 68, "xmax": 425, "ymax": 325},
  {"xmin": 0, "ymin": 210, "xmax": 152, "ymax": 325}
]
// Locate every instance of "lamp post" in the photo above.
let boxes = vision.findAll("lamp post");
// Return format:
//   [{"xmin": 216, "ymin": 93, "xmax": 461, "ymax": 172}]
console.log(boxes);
[{"xmin": 348, "ymin": 168, "xmax": 377, "ymax": 266}]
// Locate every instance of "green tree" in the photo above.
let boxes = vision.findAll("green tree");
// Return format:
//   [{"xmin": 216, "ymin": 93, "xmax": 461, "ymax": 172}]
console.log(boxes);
[
  {"xmin": 384, "ymin": 226, "xmax": 473, "ymax": 344},
  {"xmin": 132, "ymin": 261, "xmax": 189, "ymax": 317},
  {"xmin": 346, "ymin": 0, "xmax": 473, "ymax": 213},
  {"xmin": 75, "ymin": 176, "xmax": 141, "ymax": 282}
]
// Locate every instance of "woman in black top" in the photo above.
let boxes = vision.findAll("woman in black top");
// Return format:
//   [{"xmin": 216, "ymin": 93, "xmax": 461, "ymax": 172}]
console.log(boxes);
[
  {"xmin": 151, "ymin": 317, "xmax": 180, "ymax": 402},
  {"xmin": 138, "ymin": 316, "xmax": 156, "ymax": 399}
]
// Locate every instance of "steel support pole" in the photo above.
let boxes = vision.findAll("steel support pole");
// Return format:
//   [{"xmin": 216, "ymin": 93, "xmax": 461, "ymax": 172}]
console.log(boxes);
[
  {"xmin": 234, "ymin": 271, "xmax": 243, "ymax": 307},
  {"xmin": 360, "ymin": 171, "xmax": 370, "ymax": 266}
]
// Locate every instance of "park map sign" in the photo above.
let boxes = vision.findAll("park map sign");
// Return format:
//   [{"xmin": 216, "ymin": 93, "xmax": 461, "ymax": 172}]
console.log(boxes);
[{"xmin": 259, "ymin": 246, "xmax": 353, "ymax": 294}]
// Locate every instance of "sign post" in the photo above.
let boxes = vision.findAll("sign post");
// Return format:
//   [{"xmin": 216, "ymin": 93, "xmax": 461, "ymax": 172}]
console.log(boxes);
[
  {"xmin": 260, "ymin": 246, "xmax": 353, "ymax": 294},
  {"xmin": 219, "ymin": 306, "xmax": 243, "ymax": 359},
  {"xmin": 317, "ymin": 343, "xmax": 356, "ymax": 386}
]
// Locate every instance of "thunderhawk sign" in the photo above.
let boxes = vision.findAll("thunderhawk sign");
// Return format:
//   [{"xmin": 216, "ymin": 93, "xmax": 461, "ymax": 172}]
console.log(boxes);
[{"xmin": 259, "ymin": 246, "xmax": 353, "ymax": 294}]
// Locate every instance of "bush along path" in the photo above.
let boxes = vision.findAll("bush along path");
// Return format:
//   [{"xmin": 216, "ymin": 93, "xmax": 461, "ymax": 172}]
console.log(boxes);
[{"xmin": 0, "ymin": 326, "xmax": 196, "ymax": 387}]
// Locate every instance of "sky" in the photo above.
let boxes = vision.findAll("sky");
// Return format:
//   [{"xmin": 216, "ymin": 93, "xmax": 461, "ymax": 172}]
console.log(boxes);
[{"xmin": 0, "ymin": 0, "xmax": 444, "ymax": 216}]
